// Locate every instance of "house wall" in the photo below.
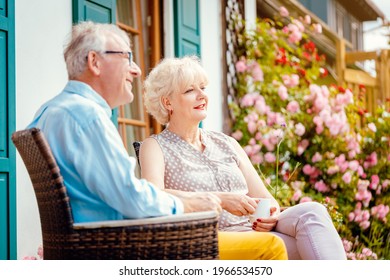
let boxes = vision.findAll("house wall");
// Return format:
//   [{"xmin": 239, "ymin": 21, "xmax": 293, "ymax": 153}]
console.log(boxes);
[
  {"xmin": 15, "ymin": 0, "xmax": 72, "ymax": 259},
  {"xmin": 199, "ymin": 0, "xmax": 223, "ymax": 132}
]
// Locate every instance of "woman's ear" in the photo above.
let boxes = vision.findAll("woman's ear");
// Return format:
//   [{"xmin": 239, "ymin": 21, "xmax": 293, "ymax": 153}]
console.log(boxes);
[
  {"xmin": 162, "ymin": 96, "xmax": 172, "ymax": 110},
  {"xmin": 86, "ymin": 51, "xmax": 101, "ymax": 76}
]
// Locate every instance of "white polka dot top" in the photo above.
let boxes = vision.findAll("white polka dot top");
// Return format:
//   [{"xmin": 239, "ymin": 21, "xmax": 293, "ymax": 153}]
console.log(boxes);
[{"xmin": 151, "ymin": 128, "xmax": 252, "ymax": 231}]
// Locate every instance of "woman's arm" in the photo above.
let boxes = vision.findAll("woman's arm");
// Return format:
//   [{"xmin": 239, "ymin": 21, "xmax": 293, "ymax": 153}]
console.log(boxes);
[
  {"xmin": 140, "ymin": 137, "xmax": 223, "ymax": 214},
  {"xmin": 139, "ymin": 137, "xmax": 166, "ymax": 189}
]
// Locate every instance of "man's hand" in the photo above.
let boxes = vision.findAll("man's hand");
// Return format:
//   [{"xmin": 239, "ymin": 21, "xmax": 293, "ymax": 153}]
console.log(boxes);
[
  {"xmin": 214, "ymin": 193, "xmax": 258, "ymax": 216},
  {"xmin": 165, "ymin": 190, "xmax": 222, "ymax": 214}
]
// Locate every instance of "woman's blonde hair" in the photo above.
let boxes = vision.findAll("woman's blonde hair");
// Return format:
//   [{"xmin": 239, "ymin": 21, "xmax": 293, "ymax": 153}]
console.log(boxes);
[{"xmin": 143, "ymin": 55, "xmax": 209, "ymax": 125}]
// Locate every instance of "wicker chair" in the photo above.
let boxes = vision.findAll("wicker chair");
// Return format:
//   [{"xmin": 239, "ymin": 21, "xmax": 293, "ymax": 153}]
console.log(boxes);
[{"xmin": 12, "ymin": 128, "xmax": 219, "ymax": 260}]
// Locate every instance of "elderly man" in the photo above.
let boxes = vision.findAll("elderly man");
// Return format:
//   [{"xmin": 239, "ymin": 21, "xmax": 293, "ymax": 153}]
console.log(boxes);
[{"xmin": 28, "ymin": 21, "xmax": 221, "ymax": 223}]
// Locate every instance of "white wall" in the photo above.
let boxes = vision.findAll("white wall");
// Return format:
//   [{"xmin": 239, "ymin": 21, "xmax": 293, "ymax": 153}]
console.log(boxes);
[
  {"xmin": 15, "ymin": 0, "xmax": 71, "ymax": 259},
  {"xmin": 199, "ymin": 0, "xmax": 223, "ymax": 132}
]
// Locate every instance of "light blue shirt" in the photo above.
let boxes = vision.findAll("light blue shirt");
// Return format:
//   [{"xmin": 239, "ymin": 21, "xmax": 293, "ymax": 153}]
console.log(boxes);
[{"xmin": 28, "ymin": 81, "xmax": 184, "ymax": 223}]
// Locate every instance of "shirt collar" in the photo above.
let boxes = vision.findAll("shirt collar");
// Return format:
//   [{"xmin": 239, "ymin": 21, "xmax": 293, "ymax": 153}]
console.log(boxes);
[{"xmin": 64, "ymin": 80, "xmax": 112, "ymax": 117}]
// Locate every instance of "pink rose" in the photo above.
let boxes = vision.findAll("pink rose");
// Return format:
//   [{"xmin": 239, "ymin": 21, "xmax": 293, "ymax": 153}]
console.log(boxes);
[
  {"xmin": 371, "ymin": 204, "xmax": 389, "ymax": 220},
  {"xmin": 327, "ymin": 165, "xmax": 339, "ymax": 175},
  {"xmin": 370, "ymin": 174, "xmax": 380, "ymax": 190},
  {"xmin": 342, "ymin": 171, "xmax": 352, "ymax": 184},
  {"xmin": 247, "ymin": 121, "xmax": 257, "ymax": 134},
  {"xmin": 235, "ymin": 60, "xmax": 247, "ymax": 72},
  {"xmin": 343, "ymin": 239, "xmax": 353, "ymax": 252},
  {"xmin": 300, "ymin": 197, "xmax": 313, "ymax": 203},
  {"xmin": 251, "ymin": 63, "xmax": 264, "ymax": 82},
  {"xmin": 297, "ymin": 139, "xmax": 309, "ymax": 155},
  {"xmin": 288, "ymin": 30, "xmax": 302, "ymax": 44},
  {"xmin": 278, "ymin": 85, "xmax": 288, "ymax": 100},
  {"xmin": 304, "ymin": 15, "xmax": 311, "ymax": 24},
  {"xmin": 348, "ymin": 160, "xmax": 359, "ymax": 171},
  {"xmin": 364, "ymin": 152, "xmax": 378, "ymax": 169},
  {"xmin": 287, "ymin": 100, "xmax": 300, "ymax": 113},
  {"xmin": 302, "ymin": 164, "xmax": 314, "ymax": 175},
  {"xmin": 382, "ymin": 179, "xmax": 390, "ymax": 188},
  {"xmin": 240, "ymin": 93, "xmax": 257, "ymax": 107},
  {"xmin": 359, "ymin": 220, "xmax": 370, "ymax": 230},
  {"xmin": 313, "ymin": 23, "xmax": 322, "ymax": 34},
  {"xmin": 282, "ymin": 74, "xmax": 300, "ymax": 87},
  {"xmin": 314, "ymin": 180, "xmax": 329, "ymax": 193},
  {"xmin": 279, "ymin": 6, "xmax": 289, "ymax": 17},
  {"xmin": 231, "ymin": 130, "xmax": 243, "ymax": 140},
  {"xmin": 294, "ymin": 123, "xmax": 305, "ymax": 136},
  {"xmin": 264, "ymin": 152, "xmax": 276, "ymax": 163},
  {"xmin": 250, "ymin": 154, "xmax": 263, "ymax": 165},
  {"xmin": 292, "ymin": 189, "xmax": 302, "ymax": 202},
  {"xmin": 261, "ymin": 138, "xmax": 275, "ymax": 151},
  {"xmin": 312, "ymin": 152, "xmax": 322, "ymax": 163},
  {"xmin": 243, "ymin": 145, "xmax": 252, "ymax": 156}
]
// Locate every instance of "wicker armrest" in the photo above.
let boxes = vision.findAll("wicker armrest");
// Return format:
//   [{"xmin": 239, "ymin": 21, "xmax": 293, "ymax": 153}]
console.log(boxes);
[
  {"xmin": 70, "ymin": 210, "xmax": 219, "ymax": 259},
  {"xmin": 73, "ymin": 210, "xmax": 219, "ymax": 229}
]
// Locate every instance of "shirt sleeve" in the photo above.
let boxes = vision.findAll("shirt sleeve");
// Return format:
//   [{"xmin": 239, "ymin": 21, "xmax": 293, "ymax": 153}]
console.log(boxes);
[{"xmin": 63, "ymin": 113, "xmax": 184, "ymax": 219}]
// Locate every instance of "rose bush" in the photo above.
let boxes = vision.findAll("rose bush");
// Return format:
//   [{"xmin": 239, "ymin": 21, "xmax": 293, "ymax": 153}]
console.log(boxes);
[{"xmin": 230, "ymin": 6, "xmax": 390, "ymax": 259}]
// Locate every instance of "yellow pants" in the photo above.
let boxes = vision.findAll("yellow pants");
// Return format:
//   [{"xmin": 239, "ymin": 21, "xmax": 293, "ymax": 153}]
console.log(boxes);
[{"xmin": 218, "ymin": 231, "xmax": 288, "ymax": 260}]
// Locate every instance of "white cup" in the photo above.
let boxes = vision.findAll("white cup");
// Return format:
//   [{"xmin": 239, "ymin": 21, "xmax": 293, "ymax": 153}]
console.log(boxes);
[{"xmin": 249, "ymin": 198, "xmax": 271, "ymax": 223}]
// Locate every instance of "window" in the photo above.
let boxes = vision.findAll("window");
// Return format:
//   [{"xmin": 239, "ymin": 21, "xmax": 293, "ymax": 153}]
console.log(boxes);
[
  {"xmin": 116, "ymin": 0, "xmax": 148, "ymax": 157},
  {"xmin": 335, "ymin": 2, "xmax": 362, "ymax": 50}
]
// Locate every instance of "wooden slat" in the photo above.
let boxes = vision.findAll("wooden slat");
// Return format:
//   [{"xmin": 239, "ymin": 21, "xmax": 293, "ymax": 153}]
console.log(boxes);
[
  {"xmin": 117, "ymin": 117, "xmax": 147, "ymax": 127},
  {"xmin": 344, "ymin": 69, "xmax": 377, "ymax": 87},
  {"xmin": 345, "ymin": 51, "xmax": 378, "ymax": 63},
  {"xmin": 117, "ymin": 22, "xmax": 140, "ymax": 35}
]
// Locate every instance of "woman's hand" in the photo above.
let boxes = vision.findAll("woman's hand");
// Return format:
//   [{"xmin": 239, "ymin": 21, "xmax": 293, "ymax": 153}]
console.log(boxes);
[
  {"xmin": 214, "ymin": 193, "xmax": 258, "ymax": 216},
  {"xmin": 252, "ymin": 206, "xmax": 279, "ymax": 232}
]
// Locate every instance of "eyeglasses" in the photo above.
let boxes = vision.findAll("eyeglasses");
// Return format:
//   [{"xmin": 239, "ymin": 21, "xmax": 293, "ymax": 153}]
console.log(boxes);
[{"xmin": 104, "ymin": 51, "xmax": 133, "ymax": 65}]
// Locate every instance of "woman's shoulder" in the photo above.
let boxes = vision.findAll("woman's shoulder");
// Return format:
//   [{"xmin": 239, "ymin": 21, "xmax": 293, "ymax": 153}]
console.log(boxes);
[{"xmin": 202, "ymin": 129, "xmax": 234, "ymax": 143}]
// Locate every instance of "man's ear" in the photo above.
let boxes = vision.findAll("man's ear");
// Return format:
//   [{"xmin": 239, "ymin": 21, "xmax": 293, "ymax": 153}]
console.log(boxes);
[{"xmin": 86, "ymin": 51, "xmax": 101, "ymax": 76}]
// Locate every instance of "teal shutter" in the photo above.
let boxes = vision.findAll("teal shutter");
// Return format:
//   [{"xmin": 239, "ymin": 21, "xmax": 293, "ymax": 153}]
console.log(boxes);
[
  {"xmin": 0, "ymin": 0, "xmax": 16, "ymax": 260},
  {"xmin": 72, "ymin": 0, "xmax": 118, "ymax": 125},
  {"xmin": 73, "ymin": 0, "xmax": 116, "ymax": 23},
  {"xmin": 173, "ymin": 0, "xmax": 203, "ymax": 127},
  {"xmin": 173, "ymin": 0, "xmax": 201, "ymax": 57}
]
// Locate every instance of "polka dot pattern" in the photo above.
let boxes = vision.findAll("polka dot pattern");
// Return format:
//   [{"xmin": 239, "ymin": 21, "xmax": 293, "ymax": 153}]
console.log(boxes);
[{"xmin": 152, "ymin": 129, "xmax": 252, "ymax": 230}]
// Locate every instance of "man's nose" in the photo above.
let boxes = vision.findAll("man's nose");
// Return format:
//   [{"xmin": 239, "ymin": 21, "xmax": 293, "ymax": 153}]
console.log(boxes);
[{"xmin": 130, "ymin": 62, "xmax": 142, "ymax": 77}]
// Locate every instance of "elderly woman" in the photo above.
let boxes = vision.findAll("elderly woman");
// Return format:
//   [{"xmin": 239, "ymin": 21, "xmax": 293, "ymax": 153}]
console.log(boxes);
[{"xmin": 140, "ymin": 55, "xmax": 346, "ymax": 260}]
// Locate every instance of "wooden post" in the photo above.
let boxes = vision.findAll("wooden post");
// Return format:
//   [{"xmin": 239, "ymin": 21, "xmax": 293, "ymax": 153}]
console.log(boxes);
[
  {"xmin": 336, "ymin": 38, "xmax": 346, "ymax": 86},
  {"xmin": 383, "ymin": 50, "xmax": 390, "ymax": 110}
]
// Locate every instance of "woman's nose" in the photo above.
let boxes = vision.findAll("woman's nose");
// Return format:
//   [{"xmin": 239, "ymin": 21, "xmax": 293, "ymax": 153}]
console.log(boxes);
[
  {"xmin": 130, "ymin": 61, "xmax": 142, "ymax": 77},
  {"xmin": 198, "ymin": 88, "xmax": 207, "ymax": 99}
]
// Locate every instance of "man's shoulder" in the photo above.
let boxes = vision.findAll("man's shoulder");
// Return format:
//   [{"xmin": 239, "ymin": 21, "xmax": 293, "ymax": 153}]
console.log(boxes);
[
  {"xmin": 33, "ymin": 91, "xmax": 107, "ymax": 131},
  {"xmin": 52, "ymin": 92, "xmax": 101, "ymax": 116}
]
